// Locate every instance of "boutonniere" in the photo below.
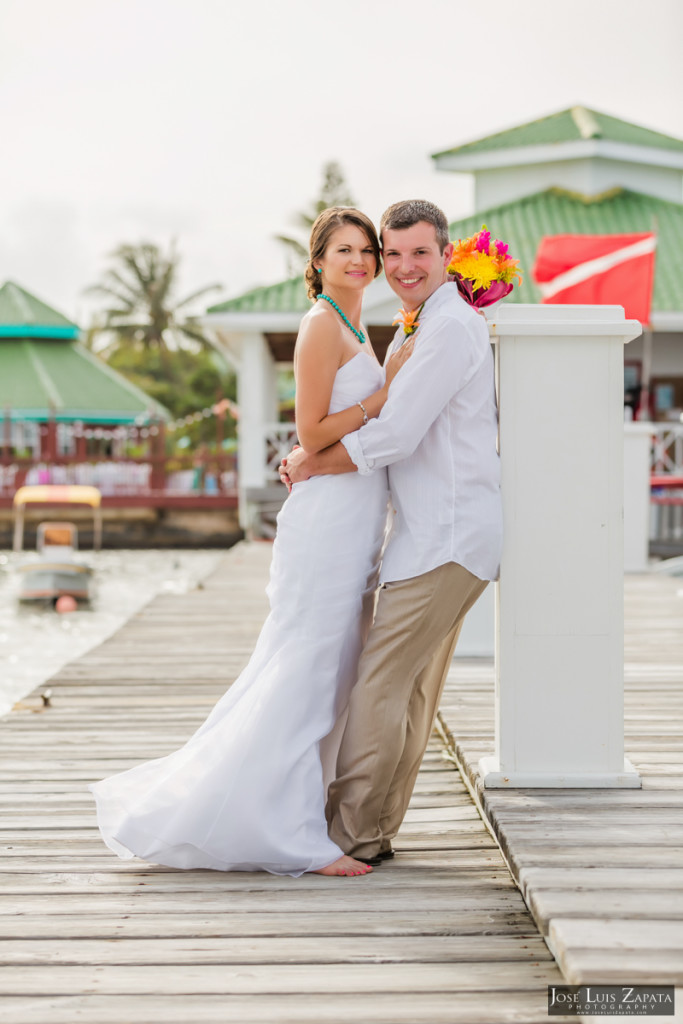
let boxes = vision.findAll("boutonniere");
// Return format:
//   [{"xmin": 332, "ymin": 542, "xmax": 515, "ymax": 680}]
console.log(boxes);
[{"xmin": 392, "ymin": 301, "xmax": 425, "ymax": 337}]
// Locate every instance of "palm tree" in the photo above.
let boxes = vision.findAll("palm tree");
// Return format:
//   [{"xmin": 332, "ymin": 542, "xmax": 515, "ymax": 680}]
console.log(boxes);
[
  {"xmin": 85, "ymin": 241, "xmax": 222, "ymax": 358},
  {"xmin": 275, "ymin": 162, "xmax": 355, "ymax": 276}
]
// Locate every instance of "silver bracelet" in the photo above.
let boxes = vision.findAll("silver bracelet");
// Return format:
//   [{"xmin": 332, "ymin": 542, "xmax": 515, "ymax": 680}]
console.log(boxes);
[{"xmin": 357, "ymin": 401, "xmax": 368, "ymax": 425}]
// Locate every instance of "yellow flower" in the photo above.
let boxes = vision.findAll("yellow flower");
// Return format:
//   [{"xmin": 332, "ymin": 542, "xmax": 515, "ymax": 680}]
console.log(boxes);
[{"xmin": 448, "ymin": 252, "xmax": 499, "ymax": 292}]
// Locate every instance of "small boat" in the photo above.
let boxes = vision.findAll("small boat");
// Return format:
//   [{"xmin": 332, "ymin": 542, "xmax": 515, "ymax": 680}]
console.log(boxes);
[{"xmin": 12, "ymin": 485, "xmax": 102, "ymax": 605}]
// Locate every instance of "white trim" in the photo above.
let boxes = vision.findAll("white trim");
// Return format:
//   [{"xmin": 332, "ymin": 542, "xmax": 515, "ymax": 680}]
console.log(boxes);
[
  {"xmin": 486, "ymin": 303, "xmax": 642, "ymax": 342},
  {"xmin": 479, "ymin": 756, "xmax": 642, "ymax": 789},
  {"xmin": 433, "ymin": 138, "xmax": 683, "ymax": 174},
  {"xmin": 650, "ymin": 312, "xmax": 683, "ymax": 331},
  {"xmin": 537, "ymin": 236, "xmax": 657, "ymax": 299},
  {"xmin": 203, "ymin": 311, "xmax": 304, "ymax": 332}
]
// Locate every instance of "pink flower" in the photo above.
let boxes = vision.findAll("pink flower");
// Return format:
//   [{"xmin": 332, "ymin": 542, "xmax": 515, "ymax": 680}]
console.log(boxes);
[
  {"xmin": 475, "ymin": 229, "xmax": 491, "ymax": 253},
  {"xmin": 495, "ymin": 240, "xmax": 509, "ymax": 256}
]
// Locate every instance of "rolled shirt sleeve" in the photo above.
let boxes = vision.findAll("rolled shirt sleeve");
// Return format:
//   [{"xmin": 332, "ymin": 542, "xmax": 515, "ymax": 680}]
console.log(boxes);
[{"xmin": 340, "ymin": 426, "xmax": 371, "ymax": 474}]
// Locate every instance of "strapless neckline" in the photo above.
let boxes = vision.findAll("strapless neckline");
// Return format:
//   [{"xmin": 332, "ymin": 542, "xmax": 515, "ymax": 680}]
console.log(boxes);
[{"xmin": 338, "ymin": 351, "xmax": 380, "ymax": 373}]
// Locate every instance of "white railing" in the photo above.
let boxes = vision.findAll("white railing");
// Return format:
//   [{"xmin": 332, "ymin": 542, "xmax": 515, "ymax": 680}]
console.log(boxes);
[
  {"xmin": 649, "ymin": 424, "xmax": 683, "ymax": 549},
  {"xmin": 264, "ymin": 424, "xmax": 298, "ymax": 480},
  {"xmin": 21, "ymin": 461, "xmax": 152, "ymax": 494},
  {"xmin": 651, "ymin": 424, "xmax": 683, "ymax": 476}
]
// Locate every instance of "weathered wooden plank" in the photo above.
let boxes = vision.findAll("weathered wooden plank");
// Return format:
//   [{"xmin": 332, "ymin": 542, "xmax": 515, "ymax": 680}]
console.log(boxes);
[
  {"xmin": 0, "ymin": 991, "xmax": 575, "ymax": 1024},
  {"xmin": 0, "ymin": 934, "xmax": 553, "ymax": 966},
  {"xmin": 2, "ymin": 909, "xmax": 539, "ymax": 940},
  {"xmin": 518, "ymin": 866, "xmax": 683, "ymax": 893},
  {"xmin": 556, "ymin": 948, "xmax": 683, "ymax": 985},
  {"xmin": 0, "ymin": 849, "xmax": 503, "ymax": 871},
  {"xmin": 0, "ymin": 869, "xmax": 518, "ymax": 894},
  {"xmin": 0, "ymin": 962, "xmax": 561, "ymax": 996},
  {"xmin": 0, "ymin": 890, "xmax": 526, "ymax": 916},
  {"xmin": 528, "ymin": 888, "xmax": 683, "ymax": 932},
  {"xmin": 485, "ymin": 823, "xmax": 683, "ymax": 845},
  {"xmin": 0, "ymin": 815, "xmax": 492, "ymax": 836},
  {"xmin": 507, "ymin": 845, "xmax": 683, "ymax": 870},
  {"xmin": 548, "ymin": 917, "xmax": 683, "ymax": 983},
  {"xmin": 0, "ymin": 830, "xmax": 499, "ymax": 851},
  {"xmin": 550, "ymin": 917, "xmax": 683, "ymax": 950}
]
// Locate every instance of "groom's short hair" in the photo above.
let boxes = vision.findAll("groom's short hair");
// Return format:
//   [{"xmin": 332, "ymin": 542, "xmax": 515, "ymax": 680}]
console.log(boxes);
[{"xmin": 380, "ymin": 200, "xmax": 450, "ymax": 253}]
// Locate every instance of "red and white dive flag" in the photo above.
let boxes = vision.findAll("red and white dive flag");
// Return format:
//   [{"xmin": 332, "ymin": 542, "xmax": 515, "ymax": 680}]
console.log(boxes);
[{"xmin": 532, "ymin": 233, "xmax": 657, "ymax": 325}]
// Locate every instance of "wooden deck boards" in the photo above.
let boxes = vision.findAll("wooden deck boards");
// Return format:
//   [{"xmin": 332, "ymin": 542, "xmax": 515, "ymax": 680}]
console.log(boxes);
[
  {"xmin": 1, "ymin": 542, "xmax": 575, "ymax": 1024},
  {"xmin": 439, "ymin": 570, "xmax": 683, "ymax": 994}
]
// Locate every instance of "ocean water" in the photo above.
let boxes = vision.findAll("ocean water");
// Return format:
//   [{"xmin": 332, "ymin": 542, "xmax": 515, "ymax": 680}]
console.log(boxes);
[{"xmin": 0, "ymin": 548, "xmax": 223, "ymax": 718}]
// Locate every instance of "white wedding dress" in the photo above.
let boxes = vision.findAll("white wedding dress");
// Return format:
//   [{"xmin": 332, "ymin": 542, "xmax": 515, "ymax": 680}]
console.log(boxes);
[{"xmin": 90, "ymin": 352, "xmax": 389, "ymax": 876}]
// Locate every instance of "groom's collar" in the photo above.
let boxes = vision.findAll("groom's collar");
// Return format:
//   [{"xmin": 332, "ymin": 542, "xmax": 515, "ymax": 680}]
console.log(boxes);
[{"xmin": 418, "ymin": 280, "xmax": 451, "ymax": 318}]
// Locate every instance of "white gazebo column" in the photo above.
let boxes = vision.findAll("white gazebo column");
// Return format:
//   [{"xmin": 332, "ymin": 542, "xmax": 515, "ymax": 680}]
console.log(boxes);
[
  {"xmin": 480, "ymin": 304, "xmax": 642, "ymax": 788},
  {"xmin": 237, "ymin": 332, "xmax": 280, "ymax": 530}
]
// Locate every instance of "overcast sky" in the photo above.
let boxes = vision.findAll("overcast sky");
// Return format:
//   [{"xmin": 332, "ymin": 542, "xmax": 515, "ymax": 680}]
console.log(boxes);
[{"xmin": 1, "ymin": 0, "xmax": 682, "ymax": 323}]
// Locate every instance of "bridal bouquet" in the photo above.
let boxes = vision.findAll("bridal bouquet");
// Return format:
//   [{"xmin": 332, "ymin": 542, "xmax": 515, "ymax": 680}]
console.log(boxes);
[{"xmin": 447, "ymin": 225, "xmax": 523, "ymax": 309}]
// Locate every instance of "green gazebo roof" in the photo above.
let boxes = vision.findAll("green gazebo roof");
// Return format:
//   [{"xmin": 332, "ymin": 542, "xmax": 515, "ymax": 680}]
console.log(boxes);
[
  {"xmin": 208, "ymin": 276, "xmax": 308, "ymax": 316},
  {"xmin": 0, "ymin": 281, "xmax": 169, "ymax": 423},
  {"xmin": 431, "ymin": 106, "xmax": 683, "ymax": 161},
  {"xmin": 206, "ymin": 187, "xmax": 683, "ymax": 316},
  {"xmin": 0, "ymin": 280, "xmax": 79, "ymax": 339}
]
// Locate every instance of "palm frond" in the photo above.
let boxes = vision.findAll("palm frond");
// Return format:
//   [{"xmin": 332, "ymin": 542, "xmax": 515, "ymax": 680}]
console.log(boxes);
[
  {"xmin": 177, "ymin": 323, "xmax": 213, "ymax": 348},
  {"xmin": 174, "ymin": 283, "xmax": 223, "ymax": 311}
]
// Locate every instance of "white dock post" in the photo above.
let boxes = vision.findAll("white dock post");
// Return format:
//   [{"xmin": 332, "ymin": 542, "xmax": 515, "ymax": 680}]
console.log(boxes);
[{"xmin": 480, "ymin": 304, "xmax": 643, "ymax": 788}]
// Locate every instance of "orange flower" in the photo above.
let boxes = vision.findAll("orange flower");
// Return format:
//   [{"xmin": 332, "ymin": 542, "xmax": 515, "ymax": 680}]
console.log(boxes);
[
  {"xmin": 392, "ymin": 306, "xmax": 422, "ymax": 335},
  {"xmin": 451, "ymin": 235, "xmax": 478, "ymax": 257}
]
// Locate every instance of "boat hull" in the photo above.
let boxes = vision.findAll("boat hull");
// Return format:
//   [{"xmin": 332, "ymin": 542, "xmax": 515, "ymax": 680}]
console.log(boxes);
[{"xmin": 17, "ymin": 563, "xmax": 94, "ymax": 603}]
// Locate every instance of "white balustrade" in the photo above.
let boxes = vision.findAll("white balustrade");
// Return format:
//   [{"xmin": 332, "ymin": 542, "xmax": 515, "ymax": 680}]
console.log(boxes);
[
  {"xmin": 264, "ymin": 424, "xmax": 299, "ymax": 479},
  {"xmin": 651, "ymin": 424, "xmax": 683, "ymax": 475}
]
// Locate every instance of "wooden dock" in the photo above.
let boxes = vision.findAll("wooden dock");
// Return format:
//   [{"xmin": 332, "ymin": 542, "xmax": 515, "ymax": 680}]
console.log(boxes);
[
  {"xmin": 439, "ymin": 571, "xmax": 683, "ymax": 996},
  {"xmin": 0, "ymin": 542, "xmax": 577, "ymax": 1024}
]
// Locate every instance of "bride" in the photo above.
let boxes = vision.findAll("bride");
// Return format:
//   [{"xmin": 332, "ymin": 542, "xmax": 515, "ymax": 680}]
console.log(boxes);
[{"xmin": 89, "ymin": 207, "xmax": 414, "ymax": 877}]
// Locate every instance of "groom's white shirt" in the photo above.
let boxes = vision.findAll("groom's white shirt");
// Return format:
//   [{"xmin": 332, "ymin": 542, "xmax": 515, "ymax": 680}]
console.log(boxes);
[{"xmin": 341, "ymin": 282, "xmax": 502, "ymax": 585}]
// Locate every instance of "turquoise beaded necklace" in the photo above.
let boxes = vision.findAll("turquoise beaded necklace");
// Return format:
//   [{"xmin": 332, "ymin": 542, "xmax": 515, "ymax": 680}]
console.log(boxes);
[{"xmin": 317, "ymin": 293, "xmax": 365, "ymax": 345}]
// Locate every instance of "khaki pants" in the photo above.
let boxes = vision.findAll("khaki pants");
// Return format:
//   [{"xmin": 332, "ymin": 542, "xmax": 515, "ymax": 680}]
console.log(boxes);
[{"xmin": 326, "ymin": 561, "xmax": 487, "ymax": 860}]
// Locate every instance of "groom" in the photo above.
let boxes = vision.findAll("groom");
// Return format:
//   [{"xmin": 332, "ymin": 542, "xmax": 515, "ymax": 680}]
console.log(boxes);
[{"xmin": 281, "ymin": 199, "xmax": 502, "ymax": 864}]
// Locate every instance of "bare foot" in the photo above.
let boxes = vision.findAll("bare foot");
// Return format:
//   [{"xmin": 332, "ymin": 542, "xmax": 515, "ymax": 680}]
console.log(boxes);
[{"xmin": 312, "ymin": 854, "xmax": 372, "ymax": 876}]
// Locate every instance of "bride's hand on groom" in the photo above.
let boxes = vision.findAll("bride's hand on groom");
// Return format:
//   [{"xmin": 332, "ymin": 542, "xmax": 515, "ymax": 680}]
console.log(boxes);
[
  {"xmin": 279, "ymin": 445, "xmax": 309, "ymax": 492},
  {"xmin": 384, "ymin": 336, "xmax": 415, "ymax": 387}
]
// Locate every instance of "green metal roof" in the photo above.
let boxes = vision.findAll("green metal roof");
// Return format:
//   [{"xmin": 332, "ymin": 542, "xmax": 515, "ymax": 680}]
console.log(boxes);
[
  {"xmin": 447, "ymin": 187, "xmax": 683, "ymax": 309},
  {"xmin": 432, "ymin": 107, "xmax": 683, "ymax": 161},
  {"xmin": 206, "ymin": 188, "xmax": 683, "ymax": 316},
  {"xmin": 0, "ymin": 339, "xmax": 169, "ymax": 423},
  {"xmin": 208, "ymin": 276, "xmax": 309, "ymax": 315},
  {"xmin": 0, "ymin": 280, "xmax": 79, "ymax": 339}
]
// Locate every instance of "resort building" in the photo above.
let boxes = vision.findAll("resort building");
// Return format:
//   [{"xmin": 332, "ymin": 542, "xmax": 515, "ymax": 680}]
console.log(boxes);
[
  {"xmin": 0, "ymin": 281, "xmax": 241, "ymax": 547},
  {"xmin": 0, "ymin": 280, "xmax": 168, "ymax": 467},
  {"xmin": 203, "ymin": 106, "xmax": 683, "ymax": 531}
]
